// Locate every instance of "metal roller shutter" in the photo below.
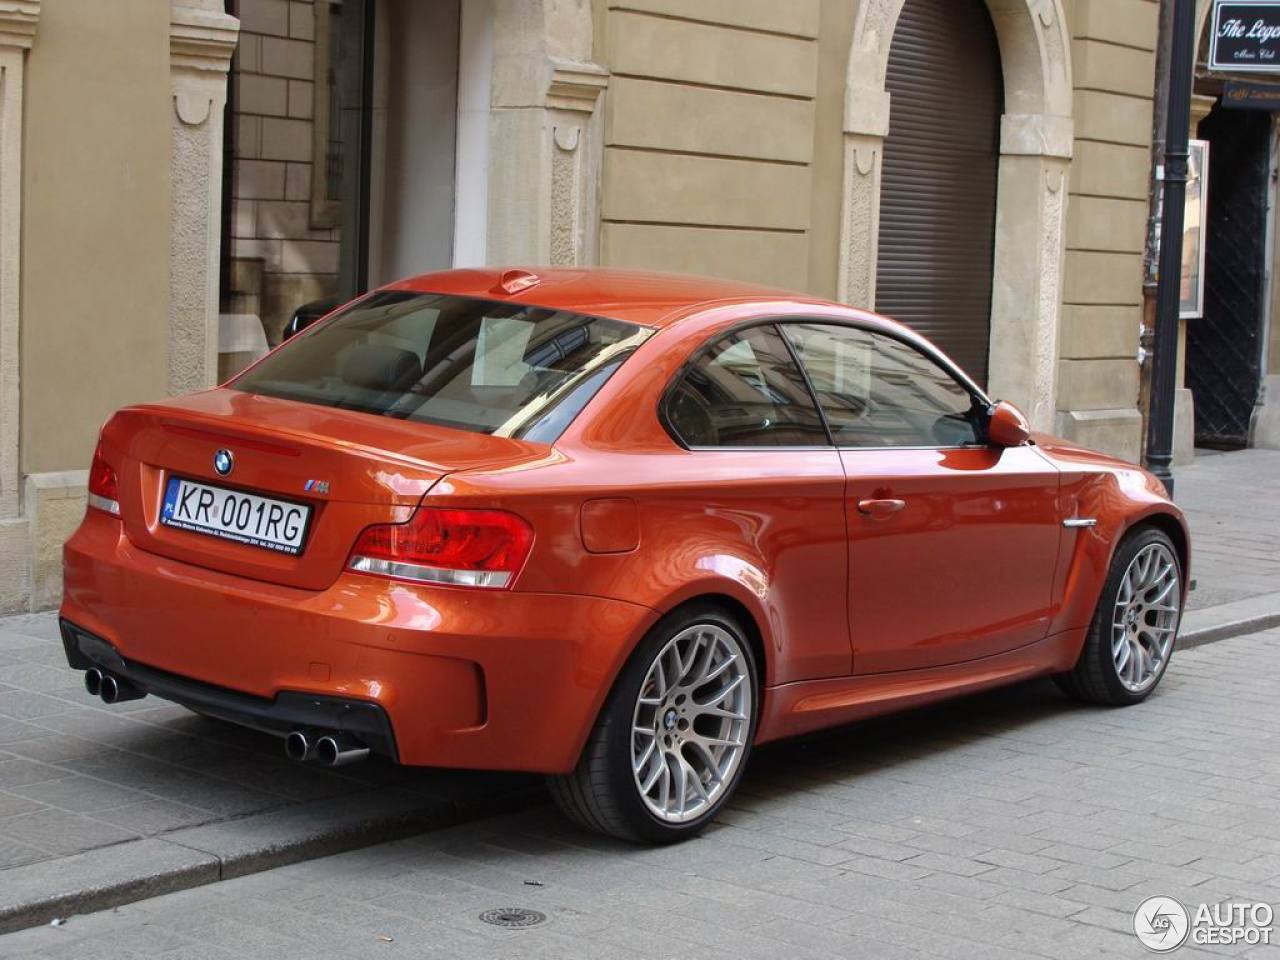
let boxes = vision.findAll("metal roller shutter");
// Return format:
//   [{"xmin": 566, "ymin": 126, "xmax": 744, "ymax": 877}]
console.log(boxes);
[{"xmin": 875, "ymin": 0, "xmax": 1004, "ymax": 386}]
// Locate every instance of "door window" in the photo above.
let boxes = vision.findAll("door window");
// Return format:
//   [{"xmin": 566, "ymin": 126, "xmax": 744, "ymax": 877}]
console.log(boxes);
[
  {"xmin": 665, "ymin": 325, "xmax": 827, "ymax": 448},
  {"xmin": 784, "ymin": 323, "xmax": 982, "ymax": 448}
]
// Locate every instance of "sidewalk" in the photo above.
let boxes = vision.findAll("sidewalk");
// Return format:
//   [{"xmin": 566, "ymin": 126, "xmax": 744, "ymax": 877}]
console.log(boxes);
[
  {"xmin": 1174, "ymin": 449, "xmax": 1280, "ymax": 646},
  {"xmin": 1176, "ymin": 448, "xmax": 1280, "ymax": 609},
  {"xmin": 0, "ymin": 448, "xmax": 1275, "ymax": 932}
]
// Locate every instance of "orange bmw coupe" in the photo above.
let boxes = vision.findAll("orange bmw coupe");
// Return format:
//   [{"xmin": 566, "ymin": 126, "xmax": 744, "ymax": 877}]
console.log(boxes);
[{"xmin": 61, "ymin": 268, "xmax": 1189, "ymax": 843}]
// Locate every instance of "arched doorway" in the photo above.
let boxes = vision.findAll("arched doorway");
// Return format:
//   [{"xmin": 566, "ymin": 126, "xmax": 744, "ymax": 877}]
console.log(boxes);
[
  {"xmin": 1186, "ymin": 103, "xmax": 1270, "ymax": 448},
  {"xmin": 839, "ymin": 0, "xmax": 1073, "ymax": 431},
  {"xmin": 875, "ymin": 0, "xmax": 1004, "ymax": 386}
]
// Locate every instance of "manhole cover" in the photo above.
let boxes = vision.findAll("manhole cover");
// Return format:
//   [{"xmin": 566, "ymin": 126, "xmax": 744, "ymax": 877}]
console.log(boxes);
[{"xmin": 479, "ymin": 908, "xmax": 546, "ymax": 928}]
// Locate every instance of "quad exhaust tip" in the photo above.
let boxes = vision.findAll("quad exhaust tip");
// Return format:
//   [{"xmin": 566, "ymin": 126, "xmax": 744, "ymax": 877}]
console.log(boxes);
[
  {"xmin": 286, "ymin": 730, "xmax": 370, "ymax": 767},
  {"xmin": 284, "ymin": 730, "xmax": 315, "ymax": 763},
  {"xmin": 316, "ymin": 733, "xmax": 370, "ymax": 767},
  {"xmin": 86, "ymin": 668, "xmax": 145, "ymax": 705}
]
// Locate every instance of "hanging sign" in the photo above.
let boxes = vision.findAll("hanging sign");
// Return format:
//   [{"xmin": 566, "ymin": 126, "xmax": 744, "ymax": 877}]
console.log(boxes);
[{"xmin": 1210, "ymin": 1, "xmax": 1280, "ymax": 72}]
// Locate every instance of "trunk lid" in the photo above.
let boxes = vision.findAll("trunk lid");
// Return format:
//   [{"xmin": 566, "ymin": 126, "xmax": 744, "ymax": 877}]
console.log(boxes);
[{"xmin": 103, "ymin": 389, "xmax": 546, "ymax": 590}]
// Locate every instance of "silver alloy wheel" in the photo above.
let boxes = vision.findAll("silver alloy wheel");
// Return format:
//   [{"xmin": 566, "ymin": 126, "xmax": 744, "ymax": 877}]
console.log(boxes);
[
  {"xmin": 1112, "ymin": 542, "xmax": 1181, "ymax": 693},
  {"xmin": 630, "ymin": 623, "xmax": 752, "ymax": 824}
]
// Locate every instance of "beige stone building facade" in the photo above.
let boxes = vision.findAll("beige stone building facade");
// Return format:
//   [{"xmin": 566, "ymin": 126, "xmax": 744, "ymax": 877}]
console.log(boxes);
[{"xmin": 1, "ymin": 0, "xmax": 1163, "ymax": 613}]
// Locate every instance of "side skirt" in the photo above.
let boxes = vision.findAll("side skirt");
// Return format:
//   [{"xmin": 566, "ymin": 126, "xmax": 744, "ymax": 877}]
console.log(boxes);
[{"xmin": 755, "ymin": 629, "xmax": 1085, "ymax": 744}]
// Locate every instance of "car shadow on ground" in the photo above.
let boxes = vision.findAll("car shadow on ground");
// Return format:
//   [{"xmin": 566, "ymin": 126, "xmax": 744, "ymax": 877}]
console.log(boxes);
[
  {"xmin": 743, "ymin": 676, "xmax": 1084, "ymax": 789},
  {"xmin": 415, "ymin": 674, "xmax": 1111, "ymax": 854},
  {"xmin": 163, "ymin": 672, "xmax": 1089, "ymax": 832}
]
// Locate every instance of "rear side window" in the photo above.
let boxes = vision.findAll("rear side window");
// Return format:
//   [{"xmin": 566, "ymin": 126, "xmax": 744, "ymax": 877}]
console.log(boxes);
[
  {"xmin": 233, "ymin": 292, "xmax": 652, "ymax": 440},
  {"xmin": 665, "ymin": 324, "xmax": 827, "ymax": 448}
]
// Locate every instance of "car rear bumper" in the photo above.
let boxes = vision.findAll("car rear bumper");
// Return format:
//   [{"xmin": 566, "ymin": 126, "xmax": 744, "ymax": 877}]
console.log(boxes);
[
  {"xmin": 62, "ymin": 619, "xmax": 401, "ymax": 759},
  {"xmin": 61, "ymin": 511, "xmax": 657, "ymax": 773}
]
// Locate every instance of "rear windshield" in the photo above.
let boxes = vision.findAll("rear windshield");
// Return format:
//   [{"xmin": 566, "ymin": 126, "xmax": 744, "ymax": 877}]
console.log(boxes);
[{"xmin": 233, "ymin": 292, "xmax": 653, "ymax": 442}]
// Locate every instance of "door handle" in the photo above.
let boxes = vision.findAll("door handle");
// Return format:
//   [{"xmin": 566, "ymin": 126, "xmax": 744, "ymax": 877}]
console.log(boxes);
[{"xmin": 856, "ymin": 498, "xmax": 906, "ymax": 518}]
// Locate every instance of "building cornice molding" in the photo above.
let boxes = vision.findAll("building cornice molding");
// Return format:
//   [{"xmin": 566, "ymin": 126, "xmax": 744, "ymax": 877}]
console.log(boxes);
[
  {"xmin": 0, "ymin": 0, "xmax": 39, "ymax": 50},
  {"xmin": 546, "ymin": 57, "xmax": 609, "ymax": 113},
  {"xmin": 170, "ymin": 3, "xmax": 239, "ymax": 73}
]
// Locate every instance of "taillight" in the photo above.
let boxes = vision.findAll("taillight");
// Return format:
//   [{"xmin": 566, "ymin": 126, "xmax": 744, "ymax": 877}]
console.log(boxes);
[
  {"xmin": 347, "ymin": 507, "xmax": 534, "ymax": 589},
  {"xmin": 87, "ymin": 447, "xmax": 121, "ymax": 517}
]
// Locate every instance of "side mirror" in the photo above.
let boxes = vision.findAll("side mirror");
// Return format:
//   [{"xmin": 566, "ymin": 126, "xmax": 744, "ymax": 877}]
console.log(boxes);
[{"xmin": 987, "ymin": 400, "xmax": 1031, "ymax": 448}]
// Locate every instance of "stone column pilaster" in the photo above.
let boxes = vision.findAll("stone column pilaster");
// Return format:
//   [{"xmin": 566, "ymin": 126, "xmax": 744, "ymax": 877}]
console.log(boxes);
[
  {"xmin": 837, "ymin": 85, "xmax": 890, "ymax": 309},
  {"xmin": 487, "ymin": 0, "xmax": 607, "ymax": 266},
  {"xmin": 988, "ymin": 115, "xmax": 1073, "ymax": 432},
  {"xmin": 545, "ymin": 60, "xmax": 609, "ymax": 265},
  {"xmin": 0, "ymin": 0, "xmax": 38, "ymax": 524},
  {"xmin": 168, "ymin": 2, "xmax": 238, "ymax": 394},
  {"xmin": 0, "ymin": 1, "xmax": 39, "ymax": 612}
]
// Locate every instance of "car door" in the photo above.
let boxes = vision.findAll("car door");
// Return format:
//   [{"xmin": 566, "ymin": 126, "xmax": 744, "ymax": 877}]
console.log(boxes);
[
  {"xmin": 783, "ymin": 321, "xmax": 1062, "ymax": 674},
  {"xmin": 662, "ymin": 322, "xmax": 853, "ymax": 682}
]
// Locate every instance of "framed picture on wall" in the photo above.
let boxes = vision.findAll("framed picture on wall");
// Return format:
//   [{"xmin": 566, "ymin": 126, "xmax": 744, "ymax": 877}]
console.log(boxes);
[{"xmin": 1180, "ymin": 140, "xmax": 1210, "ymax": 319}]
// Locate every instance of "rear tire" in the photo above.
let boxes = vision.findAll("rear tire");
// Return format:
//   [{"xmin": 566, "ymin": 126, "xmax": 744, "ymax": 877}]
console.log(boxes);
[
  {"xmin": 548, "ymin": 603, "xmax": 759, "ymax": 844},
  {"xmin": 1055, "ymin": 526, "xmax": 1182, "ymax": 706}
]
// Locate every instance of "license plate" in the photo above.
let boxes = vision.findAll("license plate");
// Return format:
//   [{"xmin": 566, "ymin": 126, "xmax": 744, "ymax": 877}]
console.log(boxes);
[{"xmin": 161, "ymin": 476, "xmax": 311, "ymax": 555}]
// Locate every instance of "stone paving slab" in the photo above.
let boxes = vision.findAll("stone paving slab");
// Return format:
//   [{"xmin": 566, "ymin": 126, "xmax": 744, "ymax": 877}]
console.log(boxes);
[{"xmin": 3, "ymin": 626, "xmax": 1278, "ymax": 959}]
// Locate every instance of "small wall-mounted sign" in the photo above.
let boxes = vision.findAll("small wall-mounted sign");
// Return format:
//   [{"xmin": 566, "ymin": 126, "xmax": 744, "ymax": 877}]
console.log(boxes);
[
  {"xmin": 1210, "ymin": 0, "xmax": 1280, "ymax": 73},
  {"xmin": 1222, "ymin": 79, "xmax": 1280, "ymax": 108},
  {"xmin": 1179, "ymin": 141, "xmax": 1210, "ymax": 320}
]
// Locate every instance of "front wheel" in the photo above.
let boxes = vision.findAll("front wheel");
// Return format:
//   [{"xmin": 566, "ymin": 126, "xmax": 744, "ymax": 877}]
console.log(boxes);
[
  {"xmin": 1055, "ymin": 526, "xmax": 1183, "ymax": 706},
  {"xmin": 548, "ymin": 604, "xmax": 758, "ymax": 843}
]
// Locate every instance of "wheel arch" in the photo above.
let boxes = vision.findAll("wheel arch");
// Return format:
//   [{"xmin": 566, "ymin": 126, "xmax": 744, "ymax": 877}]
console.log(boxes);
[
  {"xmin": 1117, "ymin": 508, "xmax": 1191, "ymax": 614},
  {"xmin": 563, "ymin": 584, "xmax": 773, "ymax": 770},
  {"xmin": 1129, "ymin": 510, "xmax": 1190, "ymax": 585},
  {"xmin": 661, "ymin": 592, "xmax": 769, "ymax": 696}
]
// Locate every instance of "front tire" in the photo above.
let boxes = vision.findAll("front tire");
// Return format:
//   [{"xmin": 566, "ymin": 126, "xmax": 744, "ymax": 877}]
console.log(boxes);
[
  {"xmin": 1056, "ymin": 526, "xmax": 1183, "ymax": 706},
  {"xmin": 548, "ymin": 603, "xmax": 759, "ymax": 844}
]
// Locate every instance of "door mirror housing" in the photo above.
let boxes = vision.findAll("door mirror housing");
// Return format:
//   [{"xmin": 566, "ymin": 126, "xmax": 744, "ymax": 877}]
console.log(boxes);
[{"xmin": 987, "ymin": 401, "xmax": 1031, "ymax": 447}]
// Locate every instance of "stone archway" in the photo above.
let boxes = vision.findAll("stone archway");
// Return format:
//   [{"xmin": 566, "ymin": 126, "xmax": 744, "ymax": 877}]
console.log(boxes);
[{"xmin": 839, "ymin": 0, "xmax": 1073, "ymax": 430}]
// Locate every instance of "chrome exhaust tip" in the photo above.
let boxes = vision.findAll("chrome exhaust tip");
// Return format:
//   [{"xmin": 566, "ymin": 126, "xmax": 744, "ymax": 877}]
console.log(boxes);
[
  {"xmin": 99, "ymin": 673, "xmax": 145, "ymax": 705},
  {"xmin": 315, "ymin": 734, "xmax": 370, "ymax": 767},
  {"xmin": 84, "ymin": 668, "xmax": 104, "ymax": 698},
  {"xmin": 284, "ymin": 730, "xmax": 315, "ymax": 763}
]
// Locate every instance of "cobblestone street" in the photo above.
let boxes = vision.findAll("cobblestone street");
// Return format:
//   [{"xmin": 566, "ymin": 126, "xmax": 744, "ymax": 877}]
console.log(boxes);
[{"xmin": 3, "ymin": 624, "xmax": 1278, "ymax": 959}]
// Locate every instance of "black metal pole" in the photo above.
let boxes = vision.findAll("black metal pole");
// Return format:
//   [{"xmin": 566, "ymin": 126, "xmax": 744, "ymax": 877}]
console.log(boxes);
[{"xmin": 1145, "ymin": 0, "xmax": 1197, "ymax": 496}]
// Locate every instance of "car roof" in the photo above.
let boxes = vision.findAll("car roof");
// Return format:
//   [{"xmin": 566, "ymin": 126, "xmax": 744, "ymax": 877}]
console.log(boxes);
[{"xmin": 388, "ymin": 266, "xmax": 825, "ymax": 328}]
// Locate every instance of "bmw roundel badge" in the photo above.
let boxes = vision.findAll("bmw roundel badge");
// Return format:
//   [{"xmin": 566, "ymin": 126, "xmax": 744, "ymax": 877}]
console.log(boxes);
[{"xmin": 213, "ymin": 449, "xmax": 234, "ymax": 476}]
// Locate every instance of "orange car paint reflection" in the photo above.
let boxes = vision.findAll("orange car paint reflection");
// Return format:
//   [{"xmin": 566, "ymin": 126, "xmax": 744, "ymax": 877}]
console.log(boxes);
[{"xmin": 61, "ymin": 268, "xmax": 1189, "ymax": 773}]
